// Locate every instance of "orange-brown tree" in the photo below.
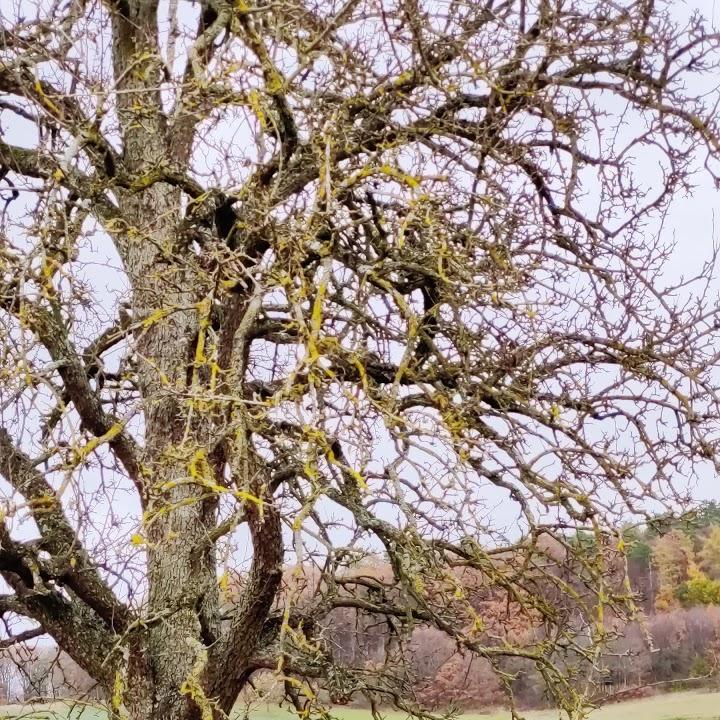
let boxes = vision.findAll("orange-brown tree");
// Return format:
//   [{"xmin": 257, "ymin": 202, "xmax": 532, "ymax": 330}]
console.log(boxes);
[{"xmin": 2, "ymin": 1, "xmax": 720, "ymax": 718}]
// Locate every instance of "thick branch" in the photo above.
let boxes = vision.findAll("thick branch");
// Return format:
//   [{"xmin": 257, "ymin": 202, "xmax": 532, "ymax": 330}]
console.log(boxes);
[
  {"xmin": 0, "ymin": 529, "xmax": 119, "ymax": 686},
  {"xmin": 0, "ymin": 626, "xmax": 45, "ymax": 649},
  {"xmin": 0, "ymin": 63, "xmax": 119, "ymax": 179},
  {"xmin": 209, "ymin": 500, "xmax": 283, "ymax": 713},
  {"xmin": 0, "ymin": 426, "xmax": 133, "ymax": 633},
  {"xmin": 22, "ymin": 303, "xmax": 144, "ymax": 501}
]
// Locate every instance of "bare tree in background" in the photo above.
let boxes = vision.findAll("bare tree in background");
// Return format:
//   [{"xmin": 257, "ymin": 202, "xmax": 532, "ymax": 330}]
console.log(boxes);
[{"xmin": 2, "ymin": 1, "xmax": 720, "ymax": 718}]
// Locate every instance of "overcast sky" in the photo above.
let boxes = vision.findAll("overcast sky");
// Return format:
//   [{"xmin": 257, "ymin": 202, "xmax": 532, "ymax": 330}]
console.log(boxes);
[{"xmin": 1, "ymin": 0, "xmax": 720, "ymax": 598}]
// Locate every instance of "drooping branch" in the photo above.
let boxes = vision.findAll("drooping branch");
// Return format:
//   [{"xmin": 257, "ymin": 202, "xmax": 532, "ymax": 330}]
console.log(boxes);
[
  {"xmin": 0, "ymin": 427, "xmax": 133, "ymax": 633},
  {"xmin": 0, "ymin": 526, "xmax": 120, "ymax": 686}
]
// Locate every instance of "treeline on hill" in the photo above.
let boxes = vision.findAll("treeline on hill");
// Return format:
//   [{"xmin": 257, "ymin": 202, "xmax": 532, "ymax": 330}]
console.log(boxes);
[
  {"xmin": 258, "ymin": 504, "xmax": 720, "ymax": 711},
  {"xmin": 3, "ymin": 505, "xmax": 720, "ymax": 710},
  {"xmin": 320, "ymin": 503, "xmax": 720, "ymax": 711}
]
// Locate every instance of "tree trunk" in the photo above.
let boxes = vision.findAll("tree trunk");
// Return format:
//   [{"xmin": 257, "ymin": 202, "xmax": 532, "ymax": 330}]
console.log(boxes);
[
  {"xmin": 115, "ymin": 182, "xmax": 223, "ymax": 719},
  {"xmin": 105, "ymin": 4, "xmax": 229, "ymax": 715}
]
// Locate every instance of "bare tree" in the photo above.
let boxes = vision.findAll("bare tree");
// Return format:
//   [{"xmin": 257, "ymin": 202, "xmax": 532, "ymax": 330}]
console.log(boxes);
[
  {"xmin": 2, "ymin": 1, "xmax": 720, "ymax": 719},
  {"xmin": 0, "ymin": 653, "xmax": 17, "ymax": 703}
]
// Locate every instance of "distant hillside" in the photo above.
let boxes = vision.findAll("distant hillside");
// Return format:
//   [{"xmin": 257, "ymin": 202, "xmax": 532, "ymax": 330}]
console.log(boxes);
[{"xmin": 6, "ymin": 507, "xmax": 720, "ymax": 712}]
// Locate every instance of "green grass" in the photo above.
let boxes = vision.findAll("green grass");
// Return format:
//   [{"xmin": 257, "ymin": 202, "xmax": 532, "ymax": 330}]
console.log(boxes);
[
  {"xmin": 238, "ymin": 691, "xmax": 720, "ymax": 720},
  {"xmin": 479, "ymin": 690, "xmax": 720, "ymax": 720},
  {"xmin": 0, "ymin": 703, "xmax": 105, "ymax": 720},
  {"xmin": 1, "ymin": 690, "xmax": 718, "ymax": 720}
]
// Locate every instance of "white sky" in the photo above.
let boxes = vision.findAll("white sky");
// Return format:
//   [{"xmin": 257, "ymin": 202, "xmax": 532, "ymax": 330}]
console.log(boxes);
[{"xmin": 0, "ymin": 0, "xmax": 720, "ymax": 615}]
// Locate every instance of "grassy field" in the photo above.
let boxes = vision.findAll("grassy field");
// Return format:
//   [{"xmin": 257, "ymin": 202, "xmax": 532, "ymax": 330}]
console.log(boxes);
[{"xmin": 1, "ymin": 690, "xmax": 718, "ymax": 720}]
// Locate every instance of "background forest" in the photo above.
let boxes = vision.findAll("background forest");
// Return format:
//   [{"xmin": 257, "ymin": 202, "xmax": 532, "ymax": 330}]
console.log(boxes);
[{"xmin": 4, "ymin": 503, "xmax": 720, "ymax": 712}]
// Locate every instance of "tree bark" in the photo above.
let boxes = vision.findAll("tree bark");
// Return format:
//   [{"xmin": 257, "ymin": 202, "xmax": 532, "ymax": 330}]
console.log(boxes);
[{"xmin": 104, "ymin": 5, "xmax": 225, "ymax": 716}]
